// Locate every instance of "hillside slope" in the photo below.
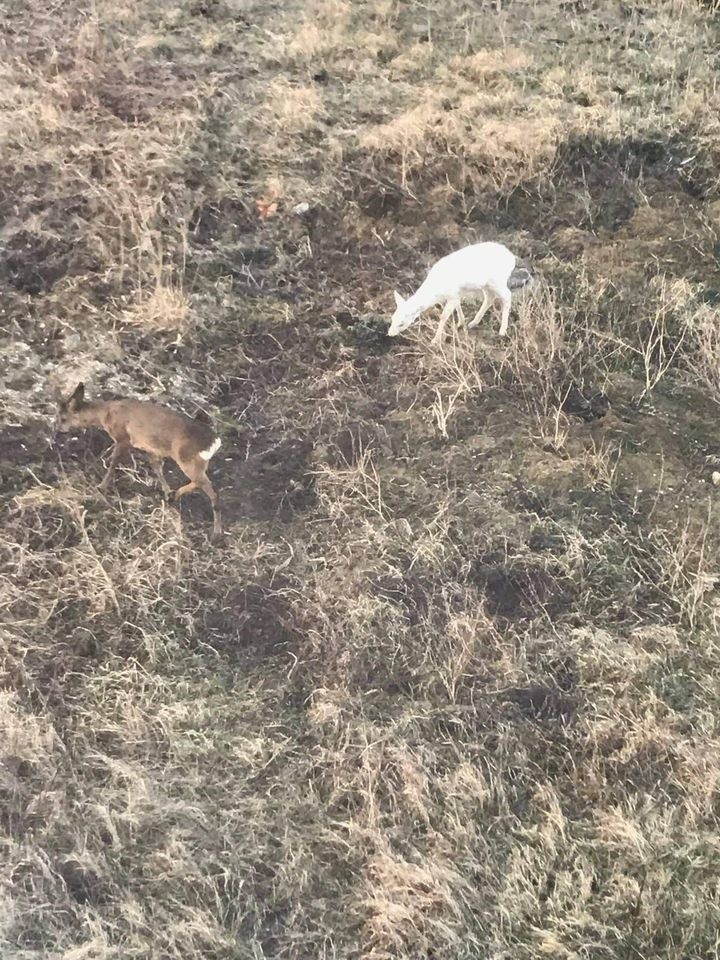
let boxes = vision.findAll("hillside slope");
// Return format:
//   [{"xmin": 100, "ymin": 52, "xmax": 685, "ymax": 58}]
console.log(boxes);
[{"xmin": 2, "ymin": 1, "xmax": 720, "ymax": 957}]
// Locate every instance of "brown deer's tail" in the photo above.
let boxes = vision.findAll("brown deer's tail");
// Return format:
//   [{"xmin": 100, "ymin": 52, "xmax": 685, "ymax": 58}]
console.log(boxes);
[{"xmin": 199, "ymin": 438, "xmax": 221, "ymax": 461}]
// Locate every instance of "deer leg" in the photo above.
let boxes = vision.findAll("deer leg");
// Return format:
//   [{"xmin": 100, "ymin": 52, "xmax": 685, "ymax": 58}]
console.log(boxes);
[
  {"xmin": 467, "ymin": 290, "xmax": 492, "ymax": 330},
  {"xmin": 148, "ymin": 455, "xmax": 171, "ymax": 499},
  {"xmin": 496, "ymin": 286, "xmax": 512, "ymax": 337},
  {"xmin": 171, "ymin": 479, "xmax": 198, "ymax": 501},
  {"xmin": 431, "ymin": 300, "xmax": 458, "ymax": 346},
  {"xmin": 173, "ymin": 460, "xmax": 223, "ymax": 542},
  {"xmin": 197, "ymin": 475, "xmax": 223, "ymax": 542},
  {"xmin": 98, "ymin": 444, "xmax": 128, "ymax": 492}
]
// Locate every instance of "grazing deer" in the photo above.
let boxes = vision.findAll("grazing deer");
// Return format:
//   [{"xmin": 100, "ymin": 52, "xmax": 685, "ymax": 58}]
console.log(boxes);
[
  {"xmin": 55, "ymin": 383, "xmax": 223, "ymax": 541},
  {"xmin": 387, "ymin": 241, "xmax": 531, "ymax": 345}
]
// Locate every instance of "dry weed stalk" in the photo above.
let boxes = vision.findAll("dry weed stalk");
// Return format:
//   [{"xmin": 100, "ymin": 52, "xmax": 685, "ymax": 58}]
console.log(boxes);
[
  {"xmin": 583, "ymin": 436, "xmax": 622, "ymax": 491},
  {"xmin": 315, "ymin": 447, "xmax": 388, "ymax": 521},
  {"xmin": 431, "ymin": 385, "xmax": 464, "ymax": 439},
  {"xmin": 655, "ymin": 511, "xmax": 718, "ymax": 630},
  {"xmin": 499, "ymin": 278, "xmax": 576, "ymax": 451}
]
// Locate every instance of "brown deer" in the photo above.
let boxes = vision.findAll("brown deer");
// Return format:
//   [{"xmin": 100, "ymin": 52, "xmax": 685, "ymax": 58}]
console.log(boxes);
[{"xmin": 55, "ymin": 383, "xmax": 223, "ymax": 541}]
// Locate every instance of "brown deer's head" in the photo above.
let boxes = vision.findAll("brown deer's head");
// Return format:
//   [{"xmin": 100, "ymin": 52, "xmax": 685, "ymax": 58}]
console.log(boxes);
[{"xmin": 55, "ymin": 383, "xmax": 88, "ymax": 430}]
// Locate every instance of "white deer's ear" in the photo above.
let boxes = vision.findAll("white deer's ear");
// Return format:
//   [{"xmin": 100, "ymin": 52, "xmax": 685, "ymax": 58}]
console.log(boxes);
[{"xmin": 393, "ymin": 291, "xmax": 406, "ymax": 309}]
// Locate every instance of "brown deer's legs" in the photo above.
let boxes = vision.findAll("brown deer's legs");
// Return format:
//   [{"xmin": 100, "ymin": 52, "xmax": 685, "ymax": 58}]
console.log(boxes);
[
  {"xmin": 198, "ymin": 476, "xmax": 223, "ymax": 541},
  {"xmin": 173, "ymin": 461, "xmax": 223, "ymax": 541},
  {"xmin": 172, "ymin": 479, "xmax": 198, "ymax": 500},
  {"xmin": 148, "ymin": 455, "xmax": 171, "ymax": 498},
  {"xmin": 98, "ymin": 443, "xmax": 128, "ymax": 492}
]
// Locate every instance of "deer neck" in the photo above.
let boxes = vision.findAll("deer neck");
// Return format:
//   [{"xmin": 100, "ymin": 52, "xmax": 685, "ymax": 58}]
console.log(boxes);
[{"xmin": 76, "ymin": 401, "xmax": 108, "ymax": 429}]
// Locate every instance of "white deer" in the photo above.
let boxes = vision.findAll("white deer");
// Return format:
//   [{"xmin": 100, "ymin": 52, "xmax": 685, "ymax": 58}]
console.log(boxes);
[{"xmin": 387, "ymin": 241, "xmax": 529, "ymax": 344}]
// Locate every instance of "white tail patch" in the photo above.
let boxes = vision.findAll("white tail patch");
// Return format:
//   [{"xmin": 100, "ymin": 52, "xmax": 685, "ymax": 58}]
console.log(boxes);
[{"xmin": 199, "ymin": 437, "xmax": 221, "ymax": 461}]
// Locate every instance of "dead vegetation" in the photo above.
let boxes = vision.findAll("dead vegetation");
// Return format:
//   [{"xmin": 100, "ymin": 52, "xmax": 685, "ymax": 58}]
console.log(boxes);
[{"xmin": 2, "ymin": 0, "xmax": 720, "ymax": 958}]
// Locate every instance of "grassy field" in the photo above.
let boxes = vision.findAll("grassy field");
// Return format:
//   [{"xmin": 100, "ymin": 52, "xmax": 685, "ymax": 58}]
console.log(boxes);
[{"xmin": 2, "ymin": 0, "xmax": 720, "ymax": 957}]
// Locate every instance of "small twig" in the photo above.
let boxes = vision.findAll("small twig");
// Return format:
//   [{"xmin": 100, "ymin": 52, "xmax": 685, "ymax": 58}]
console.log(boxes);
[{"xmin": 623, "ymin": 868, "xmax": 647, "ymax": 960}]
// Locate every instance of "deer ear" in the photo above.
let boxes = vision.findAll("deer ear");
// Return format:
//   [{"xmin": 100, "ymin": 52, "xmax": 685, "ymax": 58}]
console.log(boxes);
[
  {"xmin": 69, "ymin": 382, "xmax": 85, "ymax": 405},
  {"xmin": 393, "ymin": 291, "xmax": 406, "ymax": 309}
]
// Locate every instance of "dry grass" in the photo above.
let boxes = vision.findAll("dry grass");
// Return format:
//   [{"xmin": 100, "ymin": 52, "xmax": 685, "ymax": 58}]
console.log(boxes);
[{"xmin": 3, "ymin": 0, "xmax": 720, "ymax": 958}]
